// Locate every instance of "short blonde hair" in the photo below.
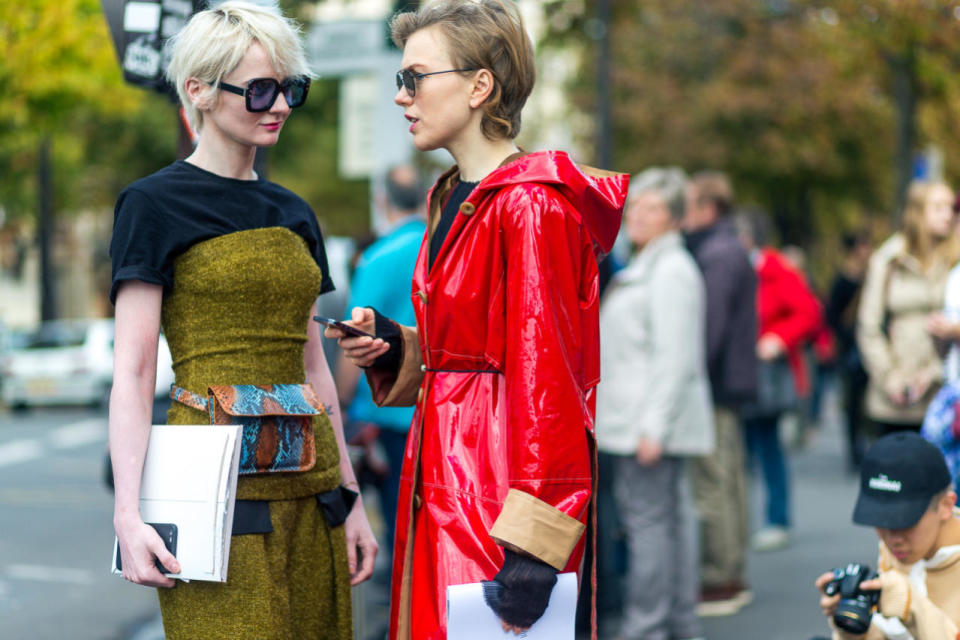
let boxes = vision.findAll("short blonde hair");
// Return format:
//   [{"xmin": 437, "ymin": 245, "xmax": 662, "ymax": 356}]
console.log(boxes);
[
  {"xmin": 165, "ymin": 1, "xmax": 310, "ymax": 131},
  {"xmin": 390, "ymin": 0, "xmax": 535, "ymax": 141}
]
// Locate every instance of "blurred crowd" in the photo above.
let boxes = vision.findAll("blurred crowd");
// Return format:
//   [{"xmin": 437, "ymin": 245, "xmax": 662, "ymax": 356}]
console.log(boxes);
[{"xmin": 335, "ymin": 163, "xmax": 960, "ymax": 639}]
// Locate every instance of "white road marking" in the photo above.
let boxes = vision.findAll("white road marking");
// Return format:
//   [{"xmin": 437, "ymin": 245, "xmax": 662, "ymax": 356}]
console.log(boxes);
[
  {"xmin": 0, "ymin": 418, "xmax": 107, "ymax": 468},
  {"xmin": 5, "ymin": 564, "xmax": 95, "ymax": 586},
  {"xmin": 48, "ymin": 419, "xmax": 107, "ymax": 449},
  {"xmin": 0, "ymin": 439, "xmax": 45, "ymax": 468}
]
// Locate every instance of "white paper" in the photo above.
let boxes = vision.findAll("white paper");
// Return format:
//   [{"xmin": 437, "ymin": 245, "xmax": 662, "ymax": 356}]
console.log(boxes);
[
  {"xmin": 446, "ymin": 572, "xmax": 577, "ymax": 640},
  {"xmin": 111, "ymin": 424, "xmax": 241, "ymax": 582}
]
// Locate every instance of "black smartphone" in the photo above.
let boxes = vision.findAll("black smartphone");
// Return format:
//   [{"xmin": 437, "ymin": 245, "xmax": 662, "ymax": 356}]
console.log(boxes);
[
  {"xmin": 313, "ymin": 315, "xmax": 376, "ymax": 339},
  {"xmin": 115, "ymin": 522, "xmax": 178, "ymax": 574}
]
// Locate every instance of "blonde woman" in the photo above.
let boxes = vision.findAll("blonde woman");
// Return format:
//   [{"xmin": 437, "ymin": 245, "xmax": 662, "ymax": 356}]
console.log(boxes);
[
  {"xmin": 858, "ymin": 180, "xmax": 958, "ymax": 433},
  {"xmin": 109, "ymin": 3, "xmax": 375, "ymax": 638}
]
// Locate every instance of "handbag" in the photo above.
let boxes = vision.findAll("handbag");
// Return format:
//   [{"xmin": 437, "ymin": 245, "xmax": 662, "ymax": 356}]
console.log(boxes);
[
  {"xmin": 170, "ymin": 383, "xmax": 322, "ymax": 475},
  {"xmin": 741, "ymin": 357, "xmax": 797, "ymax": 419}
]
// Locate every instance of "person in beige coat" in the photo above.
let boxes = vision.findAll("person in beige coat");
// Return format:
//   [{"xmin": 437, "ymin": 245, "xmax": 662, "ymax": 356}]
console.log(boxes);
[
  {"xmin": 857, "ymin": 180, "xmax": 957, "ymax": 432},
  {"xmin": 596, "ymin": 167, "xmax": 714, "ymax": 640}
]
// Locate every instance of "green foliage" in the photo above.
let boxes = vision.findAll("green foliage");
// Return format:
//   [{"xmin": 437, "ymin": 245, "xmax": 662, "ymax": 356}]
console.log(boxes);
[
  {"xmin": 542, "ymin": 0, "xmax": 960, "ymax": 248},
  {"xmin": 0, "ymin": 0, "xmax": 149, "ymax": 219},
  {"xmin": 0, "ymin": 0, "xmax": 369, "ymax": 238}
]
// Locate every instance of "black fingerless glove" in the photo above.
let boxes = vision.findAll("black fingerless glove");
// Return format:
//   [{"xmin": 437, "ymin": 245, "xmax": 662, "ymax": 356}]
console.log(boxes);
[
  {"xmin": 482, "ymin": 549, "xmax": 558, "ymax": 628},
  {"xmin": 368, "ymin": 307, "xmax": 402, "ymax": 372}
]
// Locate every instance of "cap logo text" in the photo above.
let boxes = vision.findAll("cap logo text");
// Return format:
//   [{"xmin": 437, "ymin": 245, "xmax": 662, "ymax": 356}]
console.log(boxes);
[{"xmin": 869, "ymin": 474, "xmax": 902, "ymax": 493}]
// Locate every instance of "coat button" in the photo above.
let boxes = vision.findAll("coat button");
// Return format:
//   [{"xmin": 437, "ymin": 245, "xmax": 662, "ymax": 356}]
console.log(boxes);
[
  {"xmin": 458, "ymin": 202, "xmax": 475, "ymax": 216},
  {"xmin": 417, "ymin": 290, "xmax": 427, "ymax": 304},
  {"xmin": 414, "ymin": 494, "xmax": 423, "ymax": 509},
  {"xmin": 420, "ymin": 364, "xmax": 427, "ymax": 373},
  {"xmin": 417, "ymin": 388, "xmax": 424, "ymax": 404}
]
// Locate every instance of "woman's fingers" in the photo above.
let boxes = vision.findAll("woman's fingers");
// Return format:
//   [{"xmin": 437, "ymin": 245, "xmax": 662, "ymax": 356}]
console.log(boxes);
[
  {"xmin": 498, "ymin": 619, "xmax": 529, "ymax": 635},
  {"xmin": 352, "ymin": 534, "xmax": 378, "ymax": 585},
  {"xmin": 339, "ymin": 337, "xmax": 390, "ymax": 367}
]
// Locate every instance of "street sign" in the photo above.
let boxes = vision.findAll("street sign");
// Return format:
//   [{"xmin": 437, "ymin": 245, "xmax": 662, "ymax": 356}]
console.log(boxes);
[
  {"xmin": 308, "ymin": 20, "xmax": 387, "ymax": 77},
  {"xmin": 339, "ymin": 73, "xmax": 379, "ymax": 179},
  {"xmin": 101, "ymin": 0, "xmax": 201, "ymax": 92}
]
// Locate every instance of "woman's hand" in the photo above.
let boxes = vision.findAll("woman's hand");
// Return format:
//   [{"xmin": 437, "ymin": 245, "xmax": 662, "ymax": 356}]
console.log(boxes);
[
  {"xmin": 907, "ymin": 370, "xmax": 934, "ymax": 405},
  {"xmin": 883, "ymin": 377, "xmax": 909, "ymax": 407},
  {"xmin": 635, "ymin": 437, "xmax": 663, "ymax": 466},
  {"xmin": 326, "ymin": 307, "xmax": 390, "ymax": 368},
  {"xmin": 344, "ymin": 497, "xmax": 378, "ymax": 585},
  {"xmin": 115, "ymin": 517, "xmax": 180, "ymax": 588},
  {"xmin": 926, "ymin": 312, "xmax": 960, "ymax": 341},
  {"xmin": 757, "ymin": 333, "xmax": 786, "ymax": 361}
]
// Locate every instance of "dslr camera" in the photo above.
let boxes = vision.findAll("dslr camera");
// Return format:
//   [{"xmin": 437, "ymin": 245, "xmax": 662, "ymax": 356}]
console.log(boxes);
[{"xmin": 824, "ymin": 563, "xmax": 881, "ymax": 634}]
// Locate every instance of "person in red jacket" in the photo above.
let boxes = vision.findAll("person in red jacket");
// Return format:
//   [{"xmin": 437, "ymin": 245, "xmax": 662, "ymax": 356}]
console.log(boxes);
[
  {"xmin": 736, "ymin": 211, "xmax": 823, "ymax": 552},
  {"xmin": 326, "ymin": 2, "xmax": 628, "ymax": 639}
]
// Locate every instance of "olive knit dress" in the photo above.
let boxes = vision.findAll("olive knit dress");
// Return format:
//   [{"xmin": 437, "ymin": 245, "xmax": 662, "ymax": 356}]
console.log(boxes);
[{"xmin": 110, "ymin": 161, "xmax": 352, "ymax": 640}]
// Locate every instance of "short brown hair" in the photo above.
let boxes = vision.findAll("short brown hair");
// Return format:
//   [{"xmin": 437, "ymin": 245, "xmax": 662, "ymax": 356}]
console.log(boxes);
[
  {"xmin": 691, "ymin": 171, "xmax": 734, "ymax": 217},
  {"xmin": 390, "ymin": 0, "xmax": 535, "ymax": 140}
]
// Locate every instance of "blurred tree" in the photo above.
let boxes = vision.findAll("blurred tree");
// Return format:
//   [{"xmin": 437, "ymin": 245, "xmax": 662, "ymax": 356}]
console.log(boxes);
[
  {"xmin": 0, "ymin": 0, "xmax": 147, "ymax": 318},
  {"xmin": 0, "ymin": 0, "xmax": 151, "ymax": 218},
  {"xmin": 832, "ymin": 0, "xmax": 960, "ymax": 219},
  {"xmin": 542, "ymin": 0, "xmax": 960, "ymax": 248}
]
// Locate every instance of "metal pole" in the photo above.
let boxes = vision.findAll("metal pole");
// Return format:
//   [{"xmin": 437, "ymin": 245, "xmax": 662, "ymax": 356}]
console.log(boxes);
[
  {"xmin": 594, "ymin": 0, "xmax": 613, "ymax": 169},
  {"xmin": 38, "ymin": 137, "xmax": 56, "ymax": 321}
]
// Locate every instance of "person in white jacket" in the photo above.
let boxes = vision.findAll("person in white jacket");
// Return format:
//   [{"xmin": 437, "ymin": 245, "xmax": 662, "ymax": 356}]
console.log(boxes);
[{"xmin": 596, "ymin": 167, "xmax": 715, "ymax": 640}]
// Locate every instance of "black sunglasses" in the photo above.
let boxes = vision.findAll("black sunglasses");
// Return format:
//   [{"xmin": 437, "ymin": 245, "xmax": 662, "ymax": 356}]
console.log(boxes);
[
  {"xmin": 216, "ymin": 77, "xmax": 311, "ymax": 112},
  {"xmin": 395, "ymin": 68, "xmax": 474, "ymax": 97}
]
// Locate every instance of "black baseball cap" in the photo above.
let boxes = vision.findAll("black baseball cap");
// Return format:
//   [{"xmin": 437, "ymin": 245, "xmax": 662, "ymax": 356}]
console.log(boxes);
[{"xmin": 853, "ymin": 432, "xmax": 952, "ymax": 529}]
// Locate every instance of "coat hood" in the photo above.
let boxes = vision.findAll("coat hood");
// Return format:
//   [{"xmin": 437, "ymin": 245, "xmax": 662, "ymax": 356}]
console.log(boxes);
[{"xmin": 476, "ymin": 150, "xmax": 628, "ymax": 257}]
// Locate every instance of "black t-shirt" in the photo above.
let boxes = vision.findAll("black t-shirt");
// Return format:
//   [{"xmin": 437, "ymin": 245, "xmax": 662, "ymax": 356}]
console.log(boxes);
[
  {"xmin": 109, "ymin": 160, "xmax": 334, "ymax": 304},
  {"xmin": 429, "ymin": 179, "xmax": 478, "ymax": 269}
]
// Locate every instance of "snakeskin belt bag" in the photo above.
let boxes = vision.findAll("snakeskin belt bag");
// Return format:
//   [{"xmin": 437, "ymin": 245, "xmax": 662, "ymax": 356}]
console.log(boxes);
[{"xmin": 170, "ymin": 384, "xmax": 321, "ymax": 474}]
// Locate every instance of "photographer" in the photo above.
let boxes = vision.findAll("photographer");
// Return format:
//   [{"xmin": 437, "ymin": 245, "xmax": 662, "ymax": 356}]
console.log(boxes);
[{"xmin": 815, "ymin": 432, "xmax": 960, "ymax": 639}]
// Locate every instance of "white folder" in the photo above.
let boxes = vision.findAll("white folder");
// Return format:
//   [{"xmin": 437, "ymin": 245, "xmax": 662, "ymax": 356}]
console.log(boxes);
[
  {"xmin": 446, "ymin": 571, "xmax": 577, "ymax": 639},
  {"xmin": 111, "ymin": 424, "xmax": 242, "ymax": 582}
]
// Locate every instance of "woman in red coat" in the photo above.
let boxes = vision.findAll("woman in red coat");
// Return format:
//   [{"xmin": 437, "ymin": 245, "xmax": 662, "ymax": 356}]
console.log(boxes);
[
  {"xmin": 735, "ymin": 212, "xmax": 823, "ymax": 552},
  {"xmin": 327, "ymin": 2, "xmax": 627, "ymax": 638}
]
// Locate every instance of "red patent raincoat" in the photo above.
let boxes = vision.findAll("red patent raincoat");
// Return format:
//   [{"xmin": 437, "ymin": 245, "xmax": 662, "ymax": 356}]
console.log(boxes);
[{"xmin": 367, "ymin": 151, "xmax": 628, "ymax": 640}]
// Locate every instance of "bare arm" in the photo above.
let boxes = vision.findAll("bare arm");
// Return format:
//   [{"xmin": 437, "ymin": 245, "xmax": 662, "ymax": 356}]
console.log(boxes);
[
  {"xmin": 305, "ymin": 301, "xmax": 378, "ymax": 585},
  {"xmin": 110, "ymin": 281, "xmax": 179, "ymax": 587},
  {"xmin": 334, "ymin": 349, "xmax": 362, "ymax": 410}
]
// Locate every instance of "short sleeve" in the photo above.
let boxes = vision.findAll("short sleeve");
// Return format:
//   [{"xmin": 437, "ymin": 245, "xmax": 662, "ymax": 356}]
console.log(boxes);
[{"xmin": 109, "ymin": 188, "xmax": 172, "ymax": 304}]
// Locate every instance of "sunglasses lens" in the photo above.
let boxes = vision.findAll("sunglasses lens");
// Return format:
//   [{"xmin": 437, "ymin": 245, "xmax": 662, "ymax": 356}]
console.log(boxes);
[
  {"xmin": 247, "ymin": 78, "xmax": 280, "ymax": 111},
  {"xmin": 283, "ymin": 78, "xmax": 310, "ymax": 108},
  {"xmin": 398, "ymin": 70, "xmax": 416, "ymax": 96}
]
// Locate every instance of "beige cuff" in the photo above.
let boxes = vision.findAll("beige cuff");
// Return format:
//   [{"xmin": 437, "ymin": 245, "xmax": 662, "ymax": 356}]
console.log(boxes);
[
  {"xmin": 366, "ymin": 323, "xmax": 424, "ymax": 408},
  {"xmin": 489, "ymin": 489, "xmax": 585, "ymax": 571},
  {"xmin": 878, "ymin": 570, "xmax": 911, "ymax": 623}
]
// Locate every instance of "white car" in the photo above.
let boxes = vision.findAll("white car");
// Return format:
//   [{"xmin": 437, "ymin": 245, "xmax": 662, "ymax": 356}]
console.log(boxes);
[{"xmin": 0, "ymin": 319, "xmax": 174, "ymax": 409}]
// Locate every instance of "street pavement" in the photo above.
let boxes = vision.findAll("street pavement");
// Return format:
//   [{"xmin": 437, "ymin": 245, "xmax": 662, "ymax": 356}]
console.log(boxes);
[
  {"xmin": 0, "ymin": 406, "xmax": 160, "ymax": 640},
  {"xmin": 0, "ymin": 389, "xmax": 877, "ymax": 640},
  {"xmin": 699, "ymin": 405, "xmax": 877, "ymax": 640}
]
